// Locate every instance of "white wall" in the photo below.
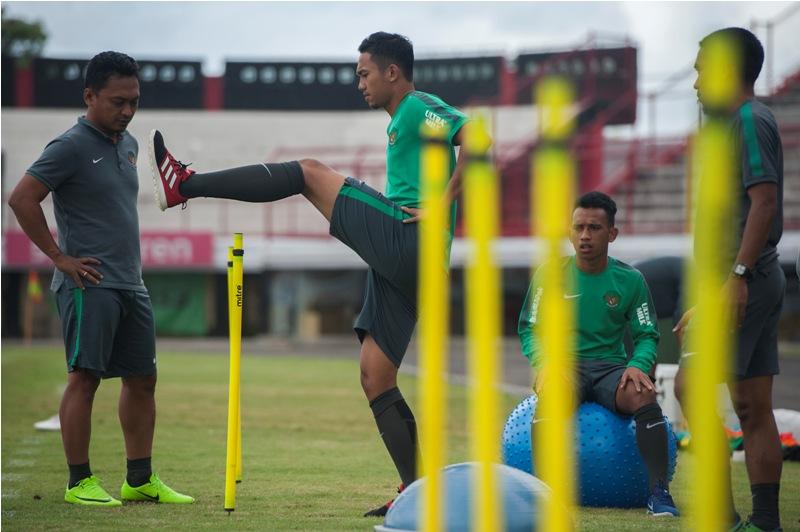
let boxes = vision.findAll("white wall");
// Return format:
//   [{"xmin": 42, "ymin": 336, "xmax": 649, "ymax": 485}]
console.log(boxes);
[{"xmin": 1, "ymin": 106, "xmax": 537, "ymax": 236}]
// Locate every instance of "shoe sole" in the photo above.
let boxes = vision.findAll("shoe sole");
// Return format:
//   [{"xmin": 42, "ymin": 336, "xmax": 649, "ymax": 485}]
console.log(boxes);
[
  {"xmin": 121, "ymin": 485, "xmax": 194, "ymax": 504},
  {"xmin": 123, "ymin": 499, "xmax": 194, "ymax": 504},
  {"xmin": 648, "ymin": 510, "xmax": 679, "ymax": 517},
  {"xmin": 120, "ymin": 495, "xmax": 195, "ymax": 504},
  {"xmin": 148, "ymin": 129, "xmax": 168, "ymax": 212},
  {"xmin": 65, "ymin": 496, "xmax": 122, "ymax": 507}
]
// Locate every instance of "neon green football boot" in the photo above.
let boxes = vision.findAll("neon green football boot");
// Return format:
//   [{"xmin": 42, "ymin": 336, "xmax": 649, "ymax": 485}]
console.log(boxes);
[
  {"xmin": 120, "ymin": 473, "xmax": 194, "ymax": 504},
  {"xmin": 64, "ymin": 475, "xmax": 122, "ymax": 507}
]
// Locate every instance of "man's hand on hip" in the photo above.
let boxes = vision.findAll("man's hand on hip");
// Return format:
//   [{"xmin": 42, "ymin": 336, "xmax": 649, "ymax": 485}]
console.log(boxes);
[{"xmin": 54, "ymin": 253, "xmax": 102, "ymax": 289}]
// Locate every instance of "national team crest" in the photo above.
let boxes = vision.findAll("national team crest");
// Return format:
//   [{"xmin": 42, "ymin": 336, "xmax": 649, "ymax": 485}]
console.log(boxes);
[
  {"xmin": 128, "ymin": 151, "xmax": 137, "ymax": 166},
  {"xmin": 603, "ymin": 291, "xmax": 621, "ymax": 308},
  {"xmin": 388, "ymin": 131, "xmax": 397, "ymax": 145}
]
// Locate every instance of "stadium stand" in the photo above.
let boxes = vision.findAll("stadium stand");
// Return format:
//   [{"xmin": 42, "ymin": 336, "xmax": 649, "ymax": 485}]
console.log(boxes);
[
  {"xmin": 608, "ymin": 69, "xmax": 800, "ymax": 235},
  {"xmin": 3, "ymin": 42, "xmax": 798, "ymax": 338}
]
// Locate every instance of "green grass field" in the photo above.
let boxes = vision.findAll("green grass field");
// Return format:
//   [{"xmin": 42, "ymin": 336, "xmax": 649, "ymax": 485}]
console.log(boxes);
[{"xmin": 2, "ymin": 346, "xmax": 798, "ymax": 531}]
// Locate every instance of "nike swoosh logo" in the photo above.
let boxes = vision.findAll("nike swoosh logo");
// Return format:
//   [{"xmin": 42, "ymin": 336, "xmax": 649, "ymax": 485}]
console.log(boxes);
[
  {"xmin": 563, "ymin": 294, "xmax": 582, "ymax": 299},
  {"xmin": 76, "ymin": 495, "xmax": 112, "ymax": 503},
  {"xmin": 92, "ymin": 157, "xmax": 103, "ymax": 164},
  {"xmin": 646, "ymin": 421, "xmax": 666, "ymax": 429},
  {"xmin": 134, "ymin": 489, "xmax": 159, "ymax": 501}
]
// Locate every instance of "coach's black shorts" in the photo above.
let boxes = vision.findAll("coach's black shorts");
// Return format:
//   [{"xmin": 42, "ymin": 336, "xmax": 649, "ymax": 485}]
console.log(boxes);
[
  {"xmin": 329, "ymin": 177, "xmax": 419, "ymax": 367},
  {"xmin": 680, "ymin": 258, "xmax": 785, "ymax": 380},
  {"xmin": 56, "ymin": 286, "xmax": 157, "ymax": 378}
]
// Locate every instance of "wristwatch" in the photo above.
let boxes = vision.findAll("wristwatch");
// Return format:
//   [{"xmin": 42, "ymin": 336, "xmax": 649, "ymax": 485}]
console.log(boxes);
[{"xmin": 732, "ymin": 263, "xmax": 754, "ymax": 280}]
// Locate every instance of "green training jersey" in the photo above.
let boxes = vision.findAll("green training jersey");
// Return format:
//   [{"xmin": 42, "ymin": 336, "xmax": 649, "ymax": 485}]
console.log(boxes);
[
  {"xmin": 385, "ymin": 90, "xmax": 468, "ymax": 236},
  {"xmin": 518, "ymin": 256, "xmax": 659, "ymax": 373}
]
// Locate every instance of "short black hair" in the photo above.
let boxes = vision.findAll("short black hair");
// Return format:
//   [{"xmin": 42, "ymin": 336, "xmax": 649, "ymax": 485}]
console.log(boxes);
[
  {"xmin": 576, "ymin": 191, "xmax": 617, "ymax": 226},
  {"xmin": 358, "ymin": 32, "xmax": 414, "ymax": 82},
  {"xmin": 84, "ymin": 51, "xmax": 139, "ymax": 92},
  {"xmin": 700, "ymin": 27, "xmax": 764, "ymax": 86}
]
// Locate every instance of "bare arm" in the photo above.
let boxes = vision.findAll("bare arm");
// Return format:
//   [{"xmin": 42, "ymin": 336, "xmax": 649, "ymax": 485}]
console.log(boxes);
[
  {"xmin": 401, "ymin": 123, "xmax": 490, "ymax": 223},
  {"xmin": 442, "ymin": 125, "xmax": 470, "ymax": 206},
  {"xmin": 8, "ymin": 174, "xmax": 101, "ymax": 289},
  {"xmin": 9, "ymin": 175, "xmax": 61, "ymax": 259},
  {"xmin": 735, "ymin": 182, "xmax": 778, "ymax": 270},
  {"xmin": 674, "ymin": 181, "xmax": 778, "ymax": 335},
  {"xmin": 726, "ymin": 181, "xmax": 778, "ymax": 324}
]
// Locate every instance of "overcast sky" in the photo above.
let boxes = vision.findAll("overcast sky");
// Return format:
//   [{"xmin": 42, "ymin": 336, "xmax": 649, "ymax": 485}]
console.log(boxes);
[{"xmin": 5, "ymin": 1, "xmax": 800, "ymax": 134}]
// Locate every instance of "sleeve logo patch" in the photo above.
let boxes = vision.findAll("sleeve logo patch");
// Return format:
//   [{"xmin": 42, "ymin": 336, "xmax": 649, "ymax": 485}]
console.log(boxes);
[
  {"xmin": 128, "ymin": 150, "xmax": 137, "ymax": 166},
  {"xmin": 388, "ymin": 131, "xmax": 397, "ymax": 146},
  {"xmin": 636, "ymin": 302, "xmax": 653, "ymax": 326},
  {"xmin": 528, "ymin": 286, "xmax": 544, "ymax": 325},
  {"xmin": 425, "ymin": 110, "xmax": 447, "ymax": 130}
]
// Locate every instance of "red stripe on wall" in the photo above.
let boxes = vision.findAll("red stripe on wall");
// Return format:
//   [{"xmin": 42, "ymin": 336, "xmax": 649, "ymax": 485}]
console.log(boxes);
[
  {"xmin": 15, "ymin": 65, "xmax": 33, "ymax": 107},
  {"xmin": 203, "ymin": 76, "xmax": 223, "ymax": 110}
]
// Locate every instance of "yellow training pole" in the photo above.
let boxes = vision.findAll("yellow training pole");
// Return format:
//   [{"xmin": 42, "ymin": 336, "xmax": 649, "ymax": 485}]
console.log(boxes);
[
  {"xmin": 237, "ymin": 391, "xmax": 243, "ymax": 483},
  {"xmin": 236, "ymin": 264, "xmax": 243, "ymax": 483},
  {"xmin": 684, "ymin": 34, "xmax": 738, "ymax": 532},
  {"xmin": 463, "ymin": 115, "xmax": 502, "ymax": 532},
  {"xmin": 533, "ymin": 76, "xmax": 577, "ymax": 532},
  {"xmin": 418, "ymin": 123, "xmax": 451, "ymax": 532},
  {"xmin": 225, "ymin": 233, "xmax": 244, "ymax": 512},
  {"xmin": 225, "ymin": 246, "xmax": 243, "ymax": 484}
]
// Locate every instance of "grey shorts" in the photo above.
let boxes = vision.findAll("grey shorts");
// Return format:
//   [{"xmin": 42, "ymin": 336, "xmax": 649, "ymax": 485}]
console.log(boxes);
[
  {"xmin": 576, "ymin": 360, "xmax": 628, "ymax": 413},
  {"xmin": 329, "ymin": 177, "xmax": 418, "ymax": 367},
  {"xmin": 680, "ymin": 258, "xmax": 785, "ymax": 380},
  {"xmin": 56, "ymin": 286, "xmax": 157, "ymax": 378}
]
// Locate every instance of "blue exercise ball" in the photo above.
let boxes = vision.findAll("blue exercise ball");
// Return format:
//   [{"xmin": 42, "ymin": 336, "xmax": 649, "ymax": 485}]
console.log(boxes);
[
  {"xmin": 375, "ymin": 462, "xmax": 551, "ymax": 532},
  {"xmin": 502, "ymin": 396, "xmax": 678, "ymax": 508}
]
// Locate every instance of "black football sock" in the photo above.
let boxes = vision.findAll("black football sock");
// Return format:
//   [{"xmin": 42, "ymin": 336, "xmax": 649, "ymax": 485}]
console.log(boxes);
[
  {"xmin": 750, "ymin": 483, "xmax": 780, "ymax": 530},
  {"xmin": 180, "ymin": 161, "xmax": 305, "ymax": 202},
  {"xmin": 126, "ymin": 456, "xmax": 152, "ymax": 487},
  {"xmin": 68, "ymin": 462, "xmax": 92, "ymax": 488},
  {"xmin": 370, "ymin": 387, "xmax": 418, "ymax": 488},
  {"xmin": 633, "ymin": 403, "xmax": 670, "ymax": 490}
]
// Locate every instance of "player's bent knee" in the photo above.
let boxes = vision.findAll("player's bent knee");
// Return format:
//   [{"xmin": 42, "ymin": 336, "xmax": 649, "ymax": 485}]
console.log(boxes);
[
  {"xmin": 298, "ymin": 158, "xmax": 331, "ymax": 178},
  {"xmin": 359, "ymin": 366, "xmax": 370, "ymax": 393},
  {"xmin": 359, "ymin": 367, "xmax": 396, "ymax": 400},
  {"xmin": 361, "ymin": 375, "xmax": 394, "ymax": 399},
  {"xmin": 619, "ymin": 387, "xmax": 657, "ymax": 413},
  {"xmin": 641, "ymin": 387, "xmax": 657, "ymax": 403}
]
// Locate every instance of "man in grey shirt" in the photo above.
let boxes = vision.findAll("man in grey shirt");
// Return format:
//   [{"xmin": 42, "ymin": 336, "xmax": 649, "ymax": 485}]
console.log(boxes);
[
  {"xmin": 674, "ymin": 28, "xmax": 785, "ymax": 531},
  {"xmin": 8, "ymin": 51, "xmax": 193, "ymax": 507}
]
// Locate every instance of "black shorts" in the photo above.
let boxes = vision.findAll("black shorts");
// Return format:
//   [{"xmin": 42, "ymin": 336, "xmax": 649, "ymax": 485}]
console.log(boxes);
[
  {"xmin": 576, "ymin": 360, "xmax": 627, "ymax": 413},
  {"xmin": 680, "ymin": 258, "xmax": 785, "ymax": 380},
  {"xmin": 329, "ymin": 177, "xmax": 419, "ymax": 367},
  {"xmin": 56, "ymin": 287, "xmax": 157, "ymax": 378}
]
